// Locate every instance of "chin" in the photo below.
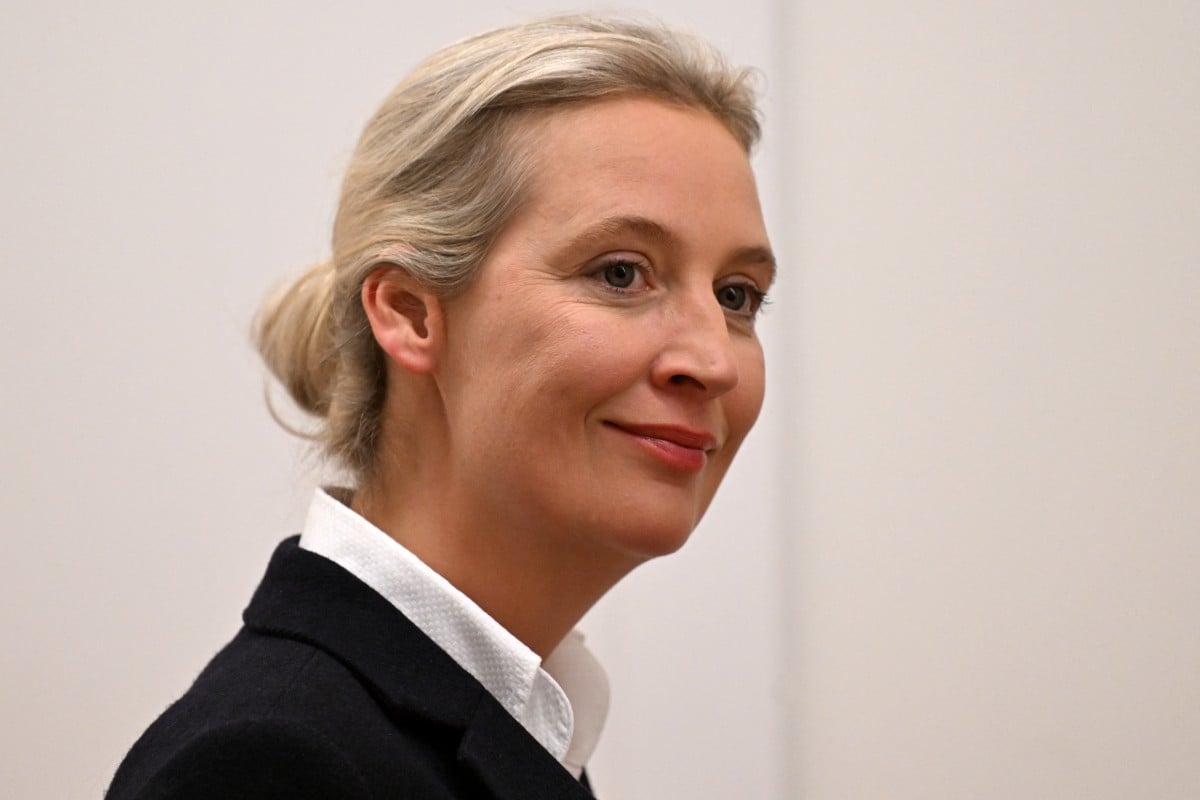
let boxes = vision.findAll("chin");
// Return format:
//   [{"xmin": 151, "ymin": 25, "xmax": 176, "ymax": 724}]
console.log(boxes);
[
  {"xmin": 602, "ymin": 509, "xmax": 703, "ymax": 562},
  {"xmin": 576, "ymin": 480, "xmax": 719, "ymax": 562}
]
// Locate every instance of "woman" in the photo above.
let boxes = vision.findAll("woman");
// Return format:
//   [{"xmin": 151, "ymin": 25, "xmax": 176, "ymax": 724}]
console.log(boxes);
[{"xmin": 108, "ymin": 15, "xmax": 774, "ymax": 799}]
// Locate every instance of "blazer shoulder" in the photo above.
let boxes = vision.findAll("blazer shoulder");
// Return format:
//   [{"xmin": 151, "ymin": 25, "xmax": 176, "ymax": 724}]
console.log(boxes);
[
  {"xmin": 109, "ymin": 629, "xmax": 468, "ymax": 799},
  {"xmin": 107, "ymin": 717, "xmax": 372, "ymax": 800}
]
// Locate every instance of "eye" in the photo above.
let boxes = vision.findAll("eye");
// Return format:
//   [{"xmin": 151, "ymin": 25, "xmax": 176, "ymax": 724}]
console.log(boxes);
[
  {"xmin": 716, "ymin": 282, "xmax": 766, "ymax": 316},
  {"xmin": 717, "ymin": 284, "xmax": 748, "ymax": 310},
  {"xmin": 588, "ymin": 256, "xmax": 650, "ymax": 294},
  {"xmin": 601, "ymin": 260, "xmax": 639, "ymax": 288}
]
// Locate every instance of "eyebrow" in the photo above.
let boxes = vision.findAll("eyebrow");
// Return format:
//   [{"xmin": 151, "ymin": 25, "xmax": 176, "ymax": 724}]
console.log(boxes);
[{"xmin": 564, "ymin": 214, "xmax": 778, "ymax": 287}]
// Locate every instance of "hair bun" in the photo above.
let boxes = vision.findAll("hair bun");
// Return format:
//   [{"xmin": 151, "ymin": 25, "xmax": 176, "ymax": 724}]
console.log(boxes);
[{"xmin": 253, "ymin": 259, "xmax": 338, "ymax": 418}]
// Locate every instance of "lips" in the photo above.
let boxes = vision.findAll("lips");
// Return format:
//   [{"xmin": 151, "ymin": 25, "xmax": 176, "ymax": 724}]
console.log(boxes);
[
  {"xmin": 605, "ymin": 422, "xmax": 718, "ymax": 473},
  {"xmin": 609, "ymin": 423, "xmax": 718, "ymax": 450}
]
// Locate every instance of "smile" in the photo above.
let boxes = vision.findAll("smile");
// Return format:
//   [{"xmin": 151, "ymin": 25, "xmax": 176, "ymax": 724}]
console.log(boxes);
[{"xmin": 605, "ymin": 422, "xmax": 717, "ymax": 473}]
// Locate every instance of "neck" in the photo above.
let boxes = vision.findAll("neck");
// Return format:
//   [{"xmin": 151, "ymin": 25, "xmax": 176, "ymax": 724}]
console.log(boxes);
[{"xmin": 351, "ymin": 470, "xmax": 637, "ymax": 658}]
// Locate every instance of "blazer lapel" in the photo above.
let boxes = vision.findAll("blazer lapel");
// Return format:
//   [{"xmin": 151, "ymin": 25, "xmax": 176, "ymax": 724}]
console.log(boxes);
[
  {"xmin": 243, "ymin": 536, "xmax": 481, "ymax": 727},
  {"xmin": 243, "ymin": 537, "xmax": 593, "ymax": 799},
  {"xmin": 457, "ymin": 699, "xmax": 595, "ymax": 800}
]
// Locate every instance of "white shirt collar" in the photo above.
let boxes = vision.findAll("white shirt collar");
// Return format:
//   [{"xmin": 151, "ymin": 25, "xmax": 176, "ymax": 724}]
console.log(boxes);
[{"xmin": 297, "ymin": 488, "xmax": 609, "ymax": 777}]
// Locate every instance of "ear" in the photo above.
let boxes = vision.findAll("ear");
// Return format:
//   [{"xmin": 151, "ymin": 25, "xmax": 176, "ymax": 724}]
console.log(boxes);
[{"xmin": 361, "ymin": 265, "xmax": 443, "ymax": 375}]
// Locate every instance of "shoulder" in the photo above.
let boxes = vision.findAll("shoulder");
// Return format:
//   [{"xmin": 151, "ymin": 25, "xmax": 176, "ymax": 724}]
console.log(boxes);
[
  {"xmin": 109, "ymin": 629, "xmax": 465, "ymax": 799},
  {"xmin": 109, "ymin": 718, "xmax": 372, "ymax": 800},
  {"xmin": 107, "ymin": 633, "xmax": 373, "ymax": 799},
  {"xmin": 108, "ymin": 634, "xmax": 356, "ymax": 794}
]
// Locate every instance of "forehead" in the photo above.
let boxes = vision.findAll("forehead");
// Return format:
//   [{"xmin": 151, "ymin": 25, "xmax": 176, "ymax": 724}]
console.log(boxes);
[
  {"xmin": 522, "ymin": 96, "xmax": 755, "ymax": 197},
  {"xmin": 510, "ymin": 96, "xmax": 770, "ymax": 259}
]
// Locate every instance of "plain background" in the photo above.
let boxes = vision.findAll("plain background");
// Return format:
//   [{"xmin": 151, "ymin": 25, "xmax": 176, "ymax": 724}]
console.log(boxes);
[{"xmin": 2, "ymin": 2, "xmax": 1197, "ymax": 798}]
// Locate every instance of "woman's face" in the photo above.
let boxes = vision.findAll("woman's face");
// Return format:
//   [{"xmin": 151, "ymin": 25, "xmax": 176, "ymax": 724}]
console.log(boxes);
[{"xmin": 435, "ymin": 96, "xmax": 773, "ymax": 562}]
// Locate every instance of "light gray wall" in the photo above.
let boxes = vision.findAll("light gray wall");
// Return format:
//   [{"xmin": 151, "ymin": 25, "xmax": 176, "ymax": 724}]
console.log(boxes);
[
  {"xmin": 778, "ymin": 2, "xmax": 1200, "ymax": 797},
  {"xmin": 3, "ymin": 2, "xmax": 1197, "ymax": 799}
]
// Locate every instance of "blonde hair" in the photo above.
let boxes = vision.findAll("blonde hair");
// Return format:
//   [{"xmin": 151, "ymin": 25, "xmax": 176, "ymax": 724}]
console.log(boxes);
[{"xmin": 254, "ymin": 14, "xmax": 762, "ymax": 482}]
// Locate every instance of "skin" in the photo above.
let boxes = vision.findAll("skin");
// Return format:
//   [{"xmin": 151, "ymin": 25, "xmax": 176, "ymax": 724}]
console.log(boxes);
[{"xmin": 356, "ymin": 96, "xmax": 775, "ymax": 657}]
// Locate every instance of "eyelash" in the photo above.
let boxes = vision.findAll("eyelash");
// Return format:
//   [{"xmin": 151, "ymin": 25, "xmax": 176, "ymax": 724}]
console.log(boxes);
[{"xmin": 589, "ymin": 258, "xmax": 769, "ymax": 319}]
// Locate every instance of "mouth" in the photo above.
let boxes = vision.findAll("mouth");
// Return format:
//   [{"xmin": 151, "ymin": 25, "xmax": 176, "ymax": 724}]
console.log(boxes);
[{"xmin": 604, "ymin": 422, "xmax": 718, "ymax": 473}]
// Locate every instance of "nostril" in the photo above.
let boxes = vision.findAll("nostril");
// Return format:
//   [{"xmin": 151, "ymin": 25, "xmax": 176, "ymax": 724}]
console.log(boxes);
[{"xmin": 669, "ymin": 373, "xmax": 706, "ymax": 390}]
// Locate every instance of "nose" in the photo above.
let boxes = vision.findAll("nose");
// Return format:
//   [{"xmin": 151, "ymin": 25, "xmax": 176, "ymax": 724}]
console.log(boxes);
[{"xmin": 651, "ymin": 290, "xmax": 740, "ymax": 398}]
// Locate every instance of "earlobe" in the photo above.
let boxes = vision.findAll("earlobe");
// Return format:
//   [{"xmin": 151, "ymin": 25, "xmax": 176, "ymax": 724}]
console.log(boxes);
[{"xmin": 361, "ymin": 266, "xmax": 443, "ymax": 374}]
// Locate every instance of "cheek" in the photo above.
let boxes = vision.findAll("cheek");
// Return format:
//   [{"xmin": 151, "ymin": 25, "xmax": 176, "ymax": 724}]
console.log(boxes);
[
  {"xmin": 473, "ymin": 305, "xmax": 635, "ymax": 425},
  {"xmin": 697, "ymin": 346, "xmax": 765, "ymax": 508},
  {"xmin": 730, "ymin": 341, "xmax": 767, "ymax": 438},
  {"xmin": 524, "ymin": 304, "xmax": 645, "ymax": 384}
]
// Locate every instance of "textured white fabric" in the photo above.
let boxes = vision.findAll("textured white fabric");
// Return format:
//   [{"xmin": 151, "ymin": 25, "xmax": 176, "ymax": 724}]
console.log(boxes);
[{"xmin": 297, "ymin": 488, "xmax": 609, "ymax": 777}]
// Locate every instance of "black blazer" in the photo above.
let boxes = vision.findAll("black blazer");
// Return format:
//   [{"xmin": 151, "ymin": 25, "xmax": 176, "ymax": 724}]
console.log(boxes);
[{"xmin": 107, "ymin": 537, "xmax": 596, "ymax": 799}]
